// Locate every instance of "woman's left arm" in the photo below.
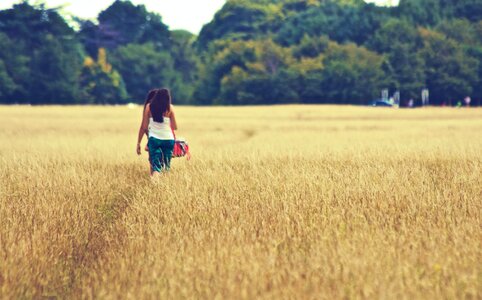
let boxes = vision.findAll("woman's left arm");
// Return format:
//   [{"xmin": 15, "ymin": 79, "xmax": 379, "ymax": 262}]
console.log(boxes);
[{"xmin": 137, "ymin": 105, "xmax": 150, "ymax": 155}]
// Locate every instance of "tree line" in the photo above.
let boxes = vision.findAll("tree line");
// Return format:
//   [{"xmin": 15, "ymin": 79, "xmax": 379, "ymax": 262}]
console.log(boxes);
[{"xmin": 0, "ymin": 0, "xmax": 481, "ymax": 105}]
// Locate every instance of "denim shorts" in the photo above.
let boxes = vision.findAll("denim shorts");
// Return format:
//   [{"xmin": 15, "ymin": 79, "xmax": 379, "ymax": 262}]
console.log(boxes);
[{"xmin": 148, "ymin": 137, "xmax": 175, "ymax": 172}]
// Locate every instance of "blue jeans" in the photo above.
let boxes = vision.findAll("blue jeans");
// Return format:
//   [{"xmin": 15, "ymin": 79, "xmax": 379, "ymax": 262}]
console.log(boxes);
[{"xmin": 148, "ymin": 137, "xmax": 175, "ymax": 172}]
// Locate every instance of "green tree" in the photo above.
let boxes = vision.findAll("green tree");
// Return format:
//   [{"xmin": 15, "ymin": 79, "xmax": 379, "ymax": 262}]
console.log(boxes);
[
  {"xmin": 443, "ymin": 0, "xmax": 482, "ymax": 22},
  {"xmin": 29, "ymin": 34, "xmax": 82, "ymax": 104},
  {"xmin": 0, "ymin": 2, "xmax": 82, "ymax": 104},
  {"xmin": 398, "ymin": 0, "xmax": 482, "ymax": 25},
  {"xmin": 291, "ymin": 54, "xmax": 325, "ymax": 103},
  {"xmin": 0, "ymin": 32, "xmax": 29, "ymax": 102},
  {"xmin": 436, "ymin": 19, "xmax": 478, "ymax": 45},
  {"xmin": 111, "ymin": 43, "xmax": 180, "ymax": 102},
  {"xmin": 193, "ymin": 39, "xmax": 258, "ymax": 104},
  {"xmin": 468, "ymin": 46, "xmax": 482, "ymax": 104},
  {"xmin": 319, "ymin": 42, "xmax": 386, "ymax": 104},
  {"xmin": 80, "ymin": 48, "xmax": 128, "ymax": 104},
  {"xmin": 471, "ymin": 21, "xmax": 482, "ymax": 103},
  {"xmin": 78, "ymin": 0, "xmax": 171, "ymax": 57},
  {"xmin": 436, "ymin": 19, "xmax": 482, "ymax": 104},
  {"xmin": 0, "ymin": 60, "xmax": 16, "ymax": 100},
  {"xmin": 419, "ymin": 28, "xmax": 479, "ymax": 105},
  {"xmin": 98, "ymin": 0, "xmax": 170, "ymax": 47},
  {"xmin": 170, "ymin": 30, "xmax": 200, "ymax": 103},
  {"xmin": 196, "ymin": 0, "xmax": 284, "ymax": 50},
  {"xmin": 397, "ymin": 0, "xmax": 443, "ymax": 26},
  {"xmin": 276, "ymin": 2, "xmax": 390, "ymax": 46},
  {"xmin": 218, "ymin": 39, "xmax": 298, "ymax": 104},
  {"xmin": 368, "ymin": 19, "xmax": 426, "ymax": 101},
  {"xmin": 291, "ymin": 35, "xmax": 329, "ymax": 59}
]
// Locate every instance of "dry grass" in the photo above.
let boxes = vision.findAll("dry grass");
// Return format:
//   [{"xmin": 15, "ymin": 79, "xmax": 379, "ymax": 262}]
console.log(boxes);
[{"xmin": 0, "ymin": 105, "xmax": 481, "ymax": 299}]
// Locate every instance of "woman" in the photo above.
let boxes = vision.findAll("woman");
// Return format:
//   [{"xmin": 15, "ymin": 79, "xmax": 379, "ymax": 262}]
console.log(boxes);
[{"xmin": 137, "ymin": 88, "xmax": 178, "ymax": 176}]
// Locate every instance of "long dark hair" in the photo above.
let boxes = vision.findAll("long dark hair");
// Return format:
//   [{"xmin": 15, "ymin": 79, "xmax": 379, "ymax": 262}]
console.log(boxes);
[
  {"xmin": 150, "ymin": 88, "xmax": 171, "ymax": 123},
  {"xmin": 143, "ymin": 89, "xmax": 158, "ymax": 111}
]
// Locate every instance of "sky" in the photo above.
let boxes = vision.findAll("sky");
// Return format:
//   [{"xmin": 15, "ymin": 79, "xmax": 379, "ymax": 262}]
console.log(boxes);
[{"xmin": 0, "ymin": 0, "xmax": 399, "ymax": 34}]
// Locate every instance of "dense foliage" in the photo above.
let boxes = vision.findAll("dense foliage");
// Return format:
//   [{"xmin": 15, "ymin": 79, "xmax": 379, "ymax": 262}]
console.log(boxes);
[{"xmin": 0, "ymin": 0, "xmax": 481, "ymax": 105}]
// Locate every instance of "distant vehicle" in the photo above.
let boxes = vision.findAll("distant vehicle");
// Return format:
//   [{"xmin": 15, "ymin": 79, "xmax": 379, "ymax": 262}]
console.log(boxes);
[{"xmin": 371, "ymin": 100, "xmax": 393, "ymax": 107}]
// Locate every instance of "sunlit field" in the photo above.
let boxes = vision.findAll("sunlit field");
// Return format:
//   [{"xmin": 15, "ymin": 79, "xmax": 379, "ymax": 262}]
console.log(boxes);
[{"xmin": 0, "ymin": 105, "xmax": 481, "ymax": 299}]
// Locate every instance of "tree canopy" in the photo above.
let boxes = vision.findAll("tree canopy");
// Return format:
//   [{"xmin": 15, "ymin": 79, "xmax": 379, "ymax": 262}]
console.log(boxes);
[{"xmin": 0, "ymin": 0, "xmax": 481, "ymax": 105}]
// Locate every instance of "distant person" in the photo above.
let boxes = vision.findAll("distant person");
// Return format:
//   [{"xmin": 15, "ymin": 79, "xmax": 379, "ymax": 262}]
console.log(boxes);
[
  {"xmin": 464, "ymin": 96, "xmax": 471, "ymax": 107},
  {"xmin": 408, "ymin": 99, "xmax": 414, "ymax": 108},
  {"xmin": 137, "ymin": 88, "xmax": 178, "ymax": 176}
]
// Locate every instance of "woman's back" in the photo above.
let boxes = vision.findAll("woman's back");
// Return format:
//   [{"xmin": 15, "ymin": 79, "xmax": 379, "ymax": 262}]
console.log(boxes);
[{"xmin": 148, "ymin": 116, "xmax": 174, "ymax": 140}]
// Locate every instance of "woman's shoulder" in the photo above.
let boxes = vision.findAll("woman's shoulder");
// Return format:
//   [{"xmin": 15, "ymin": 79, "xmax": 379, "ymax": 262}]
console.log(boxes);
[{"xmin": 166, "ymin": 104, "xmax": 175, "ymax": 117}]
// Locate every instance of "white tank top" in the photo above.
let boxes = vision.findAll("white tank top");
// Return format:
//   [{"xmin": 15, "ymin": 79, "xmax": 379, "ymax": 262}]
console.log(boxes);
[{"xmin": 149, "ymin": 117, "xmax": 174, "ymax": 140}]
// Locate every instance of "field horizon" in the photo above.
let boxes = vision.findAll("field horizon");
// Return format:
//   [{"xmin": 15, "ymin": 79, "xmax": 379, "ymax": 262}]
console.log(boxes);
[{"xmin": 1, "ymin": 105, "xmax": 481, "ymax": 299}]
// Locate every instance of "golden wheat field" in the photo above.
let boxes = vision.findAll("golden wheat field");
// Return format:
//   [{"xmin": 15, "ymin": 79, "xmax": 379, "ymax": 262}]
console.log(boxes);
[{"xmin": 0, "ymin": 105, "xmax": 481, "ymax": 299}]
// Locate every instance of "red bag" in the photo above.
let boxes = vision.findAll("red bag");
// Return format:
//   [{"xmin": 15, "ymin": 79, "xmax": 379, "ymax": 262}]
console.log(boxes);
[{"xmin": 172, "ymin": 129, "xmax": 191, "ymax": 160}]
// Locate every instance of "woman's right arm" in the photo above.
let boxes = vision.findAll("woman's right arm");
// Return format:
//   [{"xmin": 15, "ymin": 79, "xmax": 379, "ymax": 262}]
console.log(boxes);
[
  {"xmin": 143, "ymin": 105, "xmax": 149, "ymax": 139},
  {"xmin": 170, "ymin": 105, "xmax": 178, "ymax": 131},
  {"xmin": 137, "ymin": 104, "xmax": 150, "ymax": 155}
]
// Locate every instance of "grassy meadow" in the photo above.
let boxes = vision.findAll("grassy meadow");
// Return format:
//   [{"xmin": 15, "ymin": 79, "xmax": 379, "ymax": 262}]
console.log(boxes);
[{"xmin": 0, "ymin": 105, "xmax": 481, "ymax": 299}]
